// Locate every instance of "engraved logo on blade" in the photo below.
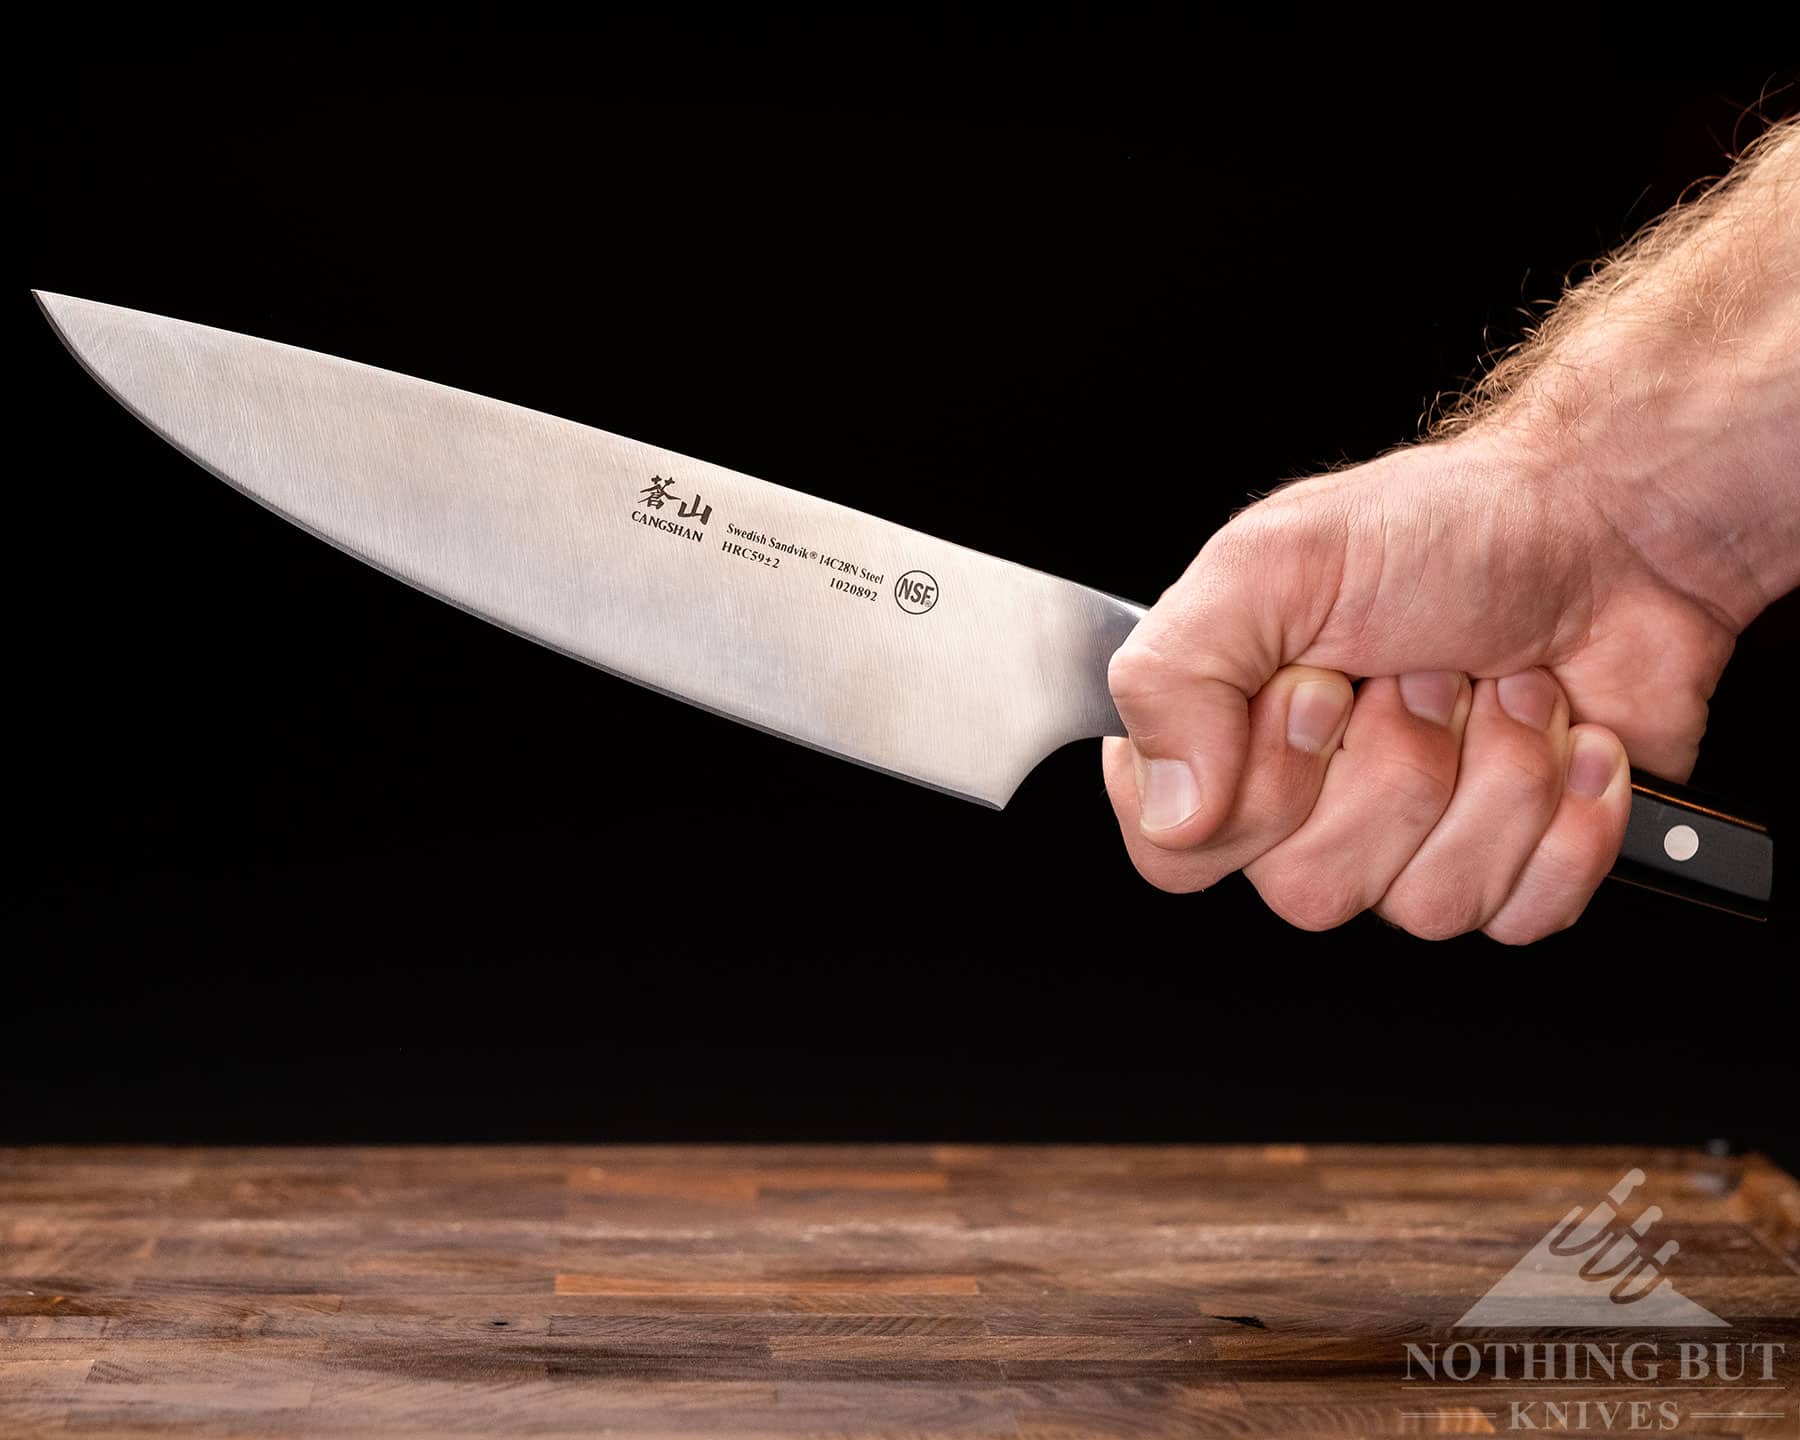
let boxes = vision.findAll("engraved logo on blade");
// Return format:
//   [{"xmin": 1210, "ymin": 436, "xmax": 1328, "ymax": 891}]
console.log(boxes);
[
  {"xmin": 622, "ymin": 470, "xmax": 897, "ymax": 605},
  {"xmin": 895, "ymin": 571, "xmax": 939, "ymax": 615},
  {"xmin": 631, "ymin": 474, "xmax": 712, "ymax": 542}
]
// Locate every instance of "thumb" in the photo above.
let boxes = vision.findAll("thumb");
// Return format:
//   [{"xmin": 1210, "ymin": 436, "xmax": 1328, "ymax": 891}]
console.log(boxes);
[{"xmin": 1106, "ymin": 499, "xmax": 1348, "ymax": 848}]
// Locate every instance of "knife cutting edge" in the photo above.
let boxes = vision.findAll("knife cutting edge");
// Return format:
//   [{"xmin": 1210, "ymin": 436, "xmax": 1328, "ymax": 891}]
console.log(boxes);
[{"xmin": 35, "ymin": 292, "xmax": 1775, "ymax": 917}]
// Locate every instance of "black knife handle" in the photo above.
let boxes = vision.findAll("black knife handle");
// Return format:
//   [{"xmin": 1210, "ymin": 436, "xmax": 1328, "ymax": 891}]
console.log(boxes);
[{"xmin": 1608, "ymin": 770, "xmax": 1774, "ymax": 918}]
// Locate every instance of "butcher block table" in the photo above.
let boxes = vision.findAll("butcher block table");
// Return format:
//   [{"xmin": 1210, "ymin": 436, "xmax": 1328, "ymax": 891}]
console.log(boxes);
[{"xmin": 3, "ymin": 1146, "xmax": 1797, "ymax": 1437}]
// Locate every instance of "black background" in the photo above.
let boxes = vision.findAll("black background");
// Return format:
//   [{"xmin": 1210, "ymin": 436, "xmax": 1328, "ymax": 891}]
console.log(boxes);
[{"xmin": 14, "ymin": 48, "xmax": 1797, "ymax": 1166}]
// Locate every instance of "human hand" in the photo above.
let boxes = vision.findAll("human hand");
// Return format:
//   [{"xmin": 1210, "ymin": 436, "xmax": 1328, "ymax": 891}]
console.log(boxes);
[
  {"xmin": 1101, "ymin": 434, "xmax": 1727, "ymax": 941},
  {"xmin": 1103, "ymin": 117, "xmax": 1798, "ymax": 940}
]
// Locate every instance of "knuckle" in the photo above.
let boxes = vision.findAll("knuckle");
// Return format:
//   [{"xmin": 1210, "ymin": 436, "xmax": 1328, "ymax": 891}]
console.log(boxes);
[
  {"xmin": 1131, "ymin": 853, "xmax": 1210, "ymax": 896},
  {"xmin": 1237, "ymin": 777, "xmax": 1313, "ymax": 840},
  {"xmin": 1484, "ymin": 844, "xmax": 1606, "ymax": 945},
  {"xmin": 1379, "ymin": 876, "xmax": 1484, "ymax": 942},
  {"xmin": 1483, "ymin": 900, "xmax": 1584, "ymax": 943},
  {"xmin": 1527, "ymin": 839, "xmax": 1602, "ymax": 896},
  {"xmin": 1403, "ymin": 910, "xmax": 1480, "ymax": 943},
  {"xmin": 1481, "ymin": 910, "xmax": 1541, "ymax": 946},
  {"xmin": 1255, "ymin": 865, "xmax": 1365, "ymax": 932},
  {"xmin": 1107, "ymin": 638, "xmax": 1176, "ymax": 708},
  {"xmin": 1484, "ymin": 905, "xmax": 1580, "ymax": 947},
  {"xmin": 1491, "ymin": 742, "xmax": 1562, "ymax": 795},
  {"xmin": 1363, "ymin": 749, "xmax": 1457, "ymax": 824}
]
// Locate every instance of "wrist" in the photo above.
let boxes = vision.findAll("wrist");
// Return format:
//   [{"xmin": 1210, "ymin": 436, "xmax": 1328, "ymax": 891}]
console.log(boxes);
[
  {"xmin": 1493, "ymin": 314, "xmax": 1800, "ymax": 633},
  {"xmin": 1442, "ymin": 119, "xmax": 1800, "ymax": 632}
]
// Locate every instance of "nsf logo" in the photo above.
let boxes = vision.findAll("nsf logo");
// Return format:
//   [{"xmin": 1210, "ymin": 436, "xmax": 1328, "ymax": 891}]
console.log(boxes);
[{"xmin": 895, "ymin": 570, "xmax": 939, "ymax": 615}]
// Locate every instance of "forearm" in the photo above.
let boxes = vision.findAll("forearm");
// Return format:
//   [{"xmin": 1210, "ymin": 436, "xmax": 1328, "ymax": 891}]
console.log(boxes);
[{"xmin": 1443, "ymin": 116, "xmax": 1800, "ymax": 631}]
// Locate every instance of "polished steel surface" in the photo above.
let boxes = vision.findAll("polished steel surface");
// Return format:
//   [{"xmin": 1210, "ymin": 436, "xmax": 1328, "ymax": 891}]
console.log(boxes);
[{"xmin": 39, "ymin": 293, "xmax": 1142, "ymax": 806}]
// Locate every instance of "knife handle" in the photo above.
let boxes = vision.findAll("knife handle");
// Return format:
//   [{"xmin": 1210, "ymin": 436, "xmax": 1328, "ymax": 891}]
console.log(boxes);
[{"xmin": 1607, "ymin": 770, "xmax": 1774, "ymax": 918}]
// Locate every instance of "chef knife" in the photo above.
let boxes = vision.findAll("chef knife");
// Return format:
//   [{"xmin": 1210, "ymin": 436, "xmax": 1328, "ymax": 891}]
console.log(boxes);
[{"xmin": 36, "ymin": 293, "xmax": 1774, "ymax": 917}]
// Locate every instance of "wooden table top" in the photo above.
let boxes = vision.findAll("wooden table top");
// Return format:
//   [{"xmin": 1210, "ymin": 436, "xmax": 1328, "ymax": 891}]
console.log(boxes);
[{"xmin": 3, "ymin": 1145, "xmax": 1797, "ymax": 1437}]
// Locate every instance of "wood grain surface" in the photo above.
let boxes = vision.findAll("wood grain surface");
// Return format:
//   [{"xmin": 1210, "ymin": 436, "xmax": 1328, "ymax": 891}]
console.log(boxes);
[{"xmin": 2, "ymin": 1146, "xmax": 1796, "ymax": 1437}]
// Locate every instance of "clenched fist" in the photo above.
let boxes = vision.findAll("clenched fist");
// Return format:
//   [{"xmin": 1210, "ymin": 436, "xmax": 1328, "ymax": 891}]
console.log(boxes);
[{"xmin": 1104, "ymin": 118, "xmax": 1800, "ymax": 940}]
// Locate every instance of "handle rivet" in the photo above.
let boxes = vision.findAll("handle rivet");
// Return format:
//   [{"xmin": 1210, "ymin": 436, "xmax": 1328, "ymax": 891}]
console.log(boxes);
[{"xmin": 1663, "ymin": 824, "xmax": 1700, "ymax": 862}]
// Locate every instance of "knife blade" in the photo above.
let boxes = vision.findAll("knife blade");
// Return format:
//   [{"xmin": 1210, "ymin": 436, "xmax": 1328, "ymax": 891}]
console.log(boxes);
[
  {"xmin": 36, "ymin": 292, "xmax": 1773, "ymax": 914},
  {"xmin": 36, "ymin": 290, "xmax": 1141, "ymax": 810}
]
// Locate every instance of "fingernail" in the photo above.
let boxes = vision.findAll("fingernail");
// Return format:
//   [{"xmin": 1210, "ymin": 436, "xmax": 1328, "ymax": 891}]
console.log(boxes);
[
  {"xmin": 1287, "ymin": 679, "xmax": 1349, "ymax": 754},
  {"xmin": 1568, "ymin": 731, "xmax": 1619, "ymax": 798},
  {"xmin": 1136, "ymin": 751, "xmax": 1201, "ymax": 831},
  {"xmin": 1497, "ymin": 670, "xmax": 1556, "ymax": 730},
  {"xmin": 1399, "ymin": 670, "xmax": 1461, "ymax": 726}
]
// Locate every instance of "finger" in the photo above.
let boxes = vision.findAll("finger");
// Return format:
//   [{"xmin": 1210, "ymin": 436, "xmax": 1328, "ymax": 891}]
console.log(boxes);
[
  {"xmin": 1244, "ymin": 671, "xmax": 1471, "ymax": 930},
  {"xmin": 1482, "ymin": 725, "xmax": 1632, "ymax": 944},
  {"xmin": 1105, "ymin": 513, "xmax": 1345, "ymax": 848},
  {"xmin": 1102, "ymin": 665, "xmax": 1353, "ymax": 893},
  {"xmin": 1375, "ymin": 668, "xmax": 1570, "ymax": 940}
]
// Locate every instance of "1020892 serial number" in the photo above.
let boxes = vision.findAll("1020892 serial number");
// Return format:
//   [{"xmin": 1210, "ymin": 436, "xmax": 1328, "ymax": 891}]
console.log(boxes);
[{"xmin": 829, "ymin": 577, "xmax": 879, "ymax": 602}]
